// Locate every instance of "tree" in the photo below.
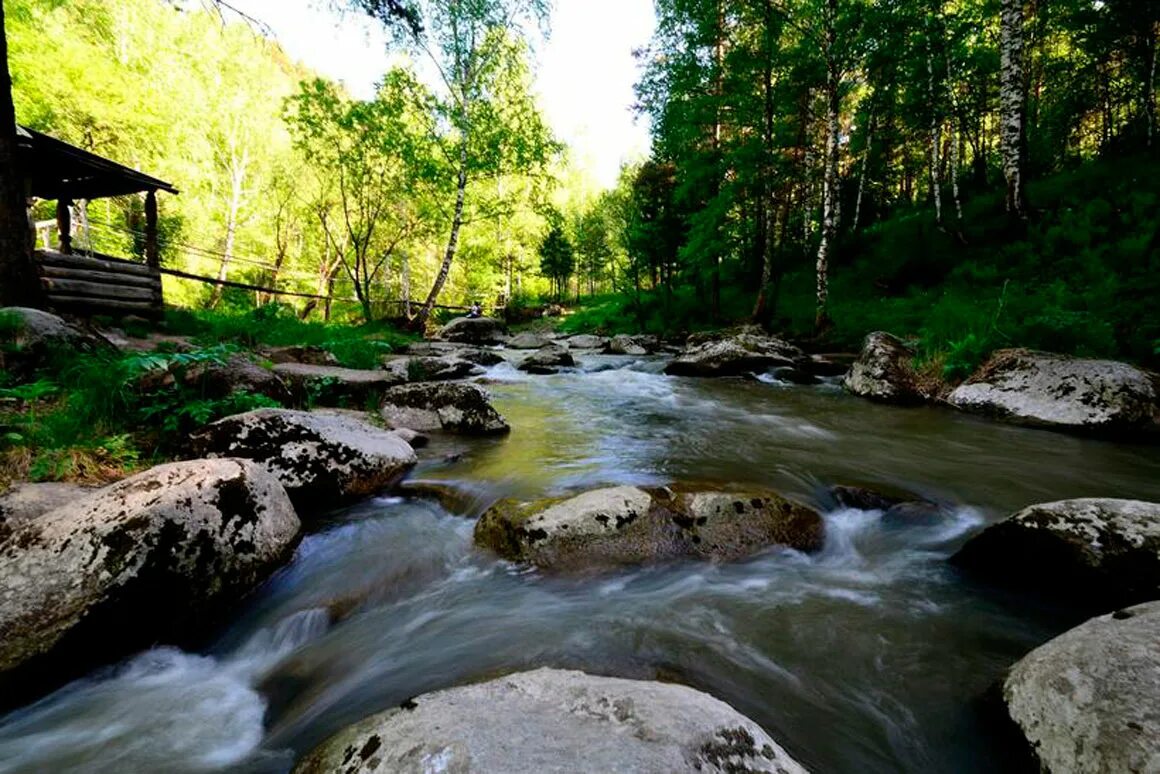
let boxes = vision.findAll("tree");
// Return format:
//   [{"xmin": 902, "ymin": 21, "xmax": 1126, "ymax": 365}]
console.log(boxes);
[
  {"xmin": 0, "ymin": 0, "xmax": 39, "ymax": 307},
  {"xmin": 287, "ymin": 73, "xmax": 440, "ymax": 321},
  {"xmin": 538, "ymin": 219, "xmax": 574, "ymax": 301},
  {"xmin": 999, "ymin": 0, "xmax": 1028, "ymax": 218},
  {"xmin": 354, "ymin": 0, "xmax": 556, "ymax": 329}
]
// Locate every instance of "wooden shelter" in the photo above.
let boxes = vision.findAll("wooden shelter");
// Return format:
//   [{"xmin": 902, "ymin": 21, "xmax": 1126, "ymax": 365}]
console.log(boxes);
[{"xmin": 16, "ymin": 125, "xmax": 177, "ymax": 317}]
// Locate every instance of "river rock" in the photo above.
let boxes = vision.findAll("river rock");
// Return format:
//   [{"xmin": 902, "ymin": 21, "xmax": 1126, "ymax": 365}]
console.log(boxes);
[
  {"xmin": 380, "ymin": 383, "xmax": 510, "ymax": 435},
  {"xmin": 292, "ymin": 667, "xmax": 807, "ymax": 774},
  {"xmin": 842, "ymin": 332, "xmax": 928, "ymax": 404},
  {"xmin": 261, "ymin": 345, "xmax": 339, "ymax": 366},
  {"xmin": 606, "ymin": 333, "xmax": 658, "ymax": 356},
  {"xmin": 665, "ymin": 333, "xmax": 804, "ymax": 377},
  {"xmin": 947, "ymin": 349, "xmax": 1160, "ymax": 434},
  {"xmin": 566, "ymin": 334, "xmax": 608, "ymax": 350},
  {"xmin": 438, "ymin": 317, "xmax": 508, "ymax": 345},
  {"xmin": 517, "ymin": 343, "xmax": 575, "ymax": 374},
  {"xmin": 190, "ymin": 409, "xmax": 416, "ymax": 507},
  {"xmin": 383, "ymin": 355, "xmax": 483, "ymax": 383},
  {"xmin": 475, "ymin": 484, "xmax": 823, "ymax": 572},
  {"xmin": 1001, "ymin": 601, "xmax": 1160, "ymax": 773},
  {"xmin": 0, "ymin": 307, "xmax": 115, "ymax": 371},
  {"xmin": 507, "ymin": 331, "xmax": 551, "ymax": 349},
  {"xmin": 0, "ymin": 482, "xmax": 92, "ymax": 542},
  {"xmin": 273, "ymin": 363, "xmax": 405, "ymax": 407},
  {"xmin": 405, "ymin": 341, "xmax": 505, "ymax": 366},
  {"xmin": 0, "ymin": 458, "xmax": 300, "ymax": 704},
  {"xmin": 951, "ymin": 498, "xmax": 1160, "ymax": 608},
  {"xmin": 134, "ymin": 352, "xmax": 293, "ymax": 405}
]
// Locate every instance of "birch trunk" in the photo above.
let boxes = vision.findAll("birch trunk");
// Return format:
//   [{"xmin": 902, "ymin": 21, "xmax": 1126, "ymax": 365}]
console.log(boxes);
[
  {"xmin": 926, "ymin": 16, "xmax": 943, "ymax": 227},
  {"xmin": 816, "ymin": 20, "xmax": 841, "ymax": 332},
  {"xmin": 210, "ymin": 143, "xmax": 249, "ymax": 308},
  {"xmin": 999, "ymin": 0, "xmax": 1028, "ymax": 218},
  {"xmin": 852, "ymin": 104, "xmax": 875, "ymax": 232},
  {"xmin": 415, "ymin": 137, "xmax": 468, "ymax": 329}
]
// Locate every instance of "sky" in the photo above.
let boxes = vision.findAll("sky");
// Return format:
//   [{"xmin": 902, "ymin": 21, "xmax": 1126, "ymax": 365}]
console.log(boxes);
[{"xmin": 223, "ymin": 0, "xmax": 657, "ymax": 188}]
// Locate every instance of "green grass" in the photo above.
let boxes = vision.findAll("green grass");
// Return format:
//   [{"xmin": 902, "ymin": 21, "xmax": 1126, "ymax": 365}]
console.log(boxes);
[{"xmin": 163, "ymin": 303, "xmax": 415, "ymax": 369}]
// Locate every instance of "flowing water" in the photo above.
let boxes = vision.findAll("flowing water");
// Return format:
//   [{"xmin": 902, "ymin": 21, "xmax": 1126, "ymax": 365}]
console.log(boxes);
[{"xmin": 3, "ymin": 355, "xmax": 1160, "ymax": 773}]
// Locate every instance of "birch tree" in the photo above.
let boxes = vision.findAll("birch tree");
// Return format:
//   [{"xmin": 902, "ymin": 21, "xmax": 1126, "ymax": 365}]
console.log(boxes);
[{"xmin": 999, "ymin": 0, "xmax": 1028, "ymax": 218}]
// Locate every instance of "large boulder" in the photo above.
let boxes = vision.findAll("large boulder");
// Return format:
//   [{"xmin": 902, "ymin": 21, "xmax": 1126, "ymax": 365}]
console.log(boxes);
[
  {"xmin": 273, "ymin": 363, "xmax": 404, "ymax": 407},
  {"xmin": 190, "ymin": 409, "xmax": 416, "ymax": 507},
  {"xmin": 606, "ymin": 334, "xmax": 657, "ymax": 356},
  {"xmin": 665, "ymin": 333, "xmax": 804, "ymax": 377},
  {"xmin": 952, "ymin": 498, "xmax": 1160, "ymax": 608},
  {"xmin": 842, "ymin": 332, "xmax": 928, "ymax": 404},
  {"xmin": 475, "ymin": 484, "xmax": 823, "ymax": 572},
  {"xmin": 438, "ymin": 316, "xmax": 508, "ymax": 345},
  {"xmin": 507, "ymin": 331, "xmax": 551, "ymax": 349},
  {"xmin": 0, "ymin": 307, "xmax": 116, "ymax": 377},
  {"xmin": 178, "ymin": 353, "xmax": 293, "ymax": 404},
  {"xmin": 566, "ymin": 334, "xmax": 609, "ymax": 350},
  {"xmin": 382, "ymin": 355, "xmax": 483, "ymax": 383},
  {"xmin": 517, "ymin": 343, "xmax": 575, "ymax": 374},
  {"xmin": 380, "ymin": 382, "xmax": 510, "ymax": 435},
  {"xmin": 947, "ymin": 349, "xmax": 1160, "ymax": 434},
  {"xmin": 292, "ymin": 667, "xmax": 808, "ymax": 774},
  {"xmin": 1001, "ymin": 601, "xmax": 1160, "ymax": 773},
  {"xmin": 0, "ymin": 483, "xmax": 92, "ymax": 543},
  {"xmin": 0, "ymin": 458, "xmax": 300, "ymax": 705}
]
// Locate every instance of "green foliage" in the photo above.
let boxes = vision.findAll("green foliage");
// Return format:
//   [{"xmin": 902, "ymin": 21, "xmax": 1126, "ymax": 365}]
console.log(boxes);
[
  {"xmin": 163, "ymin": 305, "xmax": 413, "ymax": 368},
  {"xmin": 538, "ymin": 220, "xmax": 576, "ymax": 300}
]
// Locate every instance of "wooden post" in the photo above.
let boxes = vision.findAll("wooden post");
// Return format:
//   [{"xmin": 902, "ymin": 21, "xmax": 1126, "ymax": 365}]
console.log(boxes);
[
  {"xmin": 144, "ymin": 189, "xmax": 159, "ymax": 268},
  {"xmin": 56, "ymin": 197, "xmax": 72, "ymax": 254}
]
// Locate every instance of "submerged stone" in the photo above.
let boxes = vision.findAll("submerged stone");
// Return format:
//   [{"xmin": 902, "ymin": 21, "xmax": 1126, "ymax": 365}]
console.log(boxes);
[{"xmin": 474, "ymin": 483, "xmax": 823, "ymax": 572}]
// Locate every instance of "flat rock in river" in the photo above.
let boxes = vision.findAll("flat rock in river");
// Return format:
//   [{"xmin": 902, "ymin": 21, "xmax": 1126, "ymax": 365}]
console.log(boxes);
[
  {"xmin": 665, "ymin": 334, "xmax": 804, "ymax": 377},
  {"xmin": 273, "ymin": 363, "xmax": 404, "ymax": 407},
  {"xmin": 1002, "ymin": 600, "xmax": 1160, "ymax": 773},
  {"xmin": 382, "ymin": 355, "xmax": 483, "ymax": 383},
  {"xmin": 947, "ymin": 349, "xmax": 1160, "ymax": 434},
  {"xmin": 566, "ymin": 334, "xmax": 609, "ymax": 349},
  {"xmin": 380, "ymin": 382, "xmax": 510, "ymax": 435},
  {"xmin": 475, "ymin": 484, "xmax": 823, "ymax": 572},
  {"xmin": 0, "ymin": 458, "xmax": 299, "ymax": 705},
  {"xmin": 292, "ymin": 667, "xmax": 808, "ymax": 774},
  {"xmin": 190, "ymin": 408, "xmax": 416, "ymax": 507},
  {"xmin": 951, "ymin": 498, "xmax": 1160, "ymax": 608}
]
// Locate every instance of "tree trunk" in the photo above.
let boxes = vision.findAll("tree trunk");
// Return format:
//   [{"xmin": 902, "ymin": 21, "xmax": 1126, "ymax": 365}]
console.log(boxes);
[
  {"xmin": 1146, "ymin": 19, "xmax": 1158, "ymax": 149},
  {"xmin": 210, "ymin": 146, "xmax": 248, "ymax": 308},
  {"xmin": 753, "ymin": 0, "xmax": 778, "ymax": 326},
  {"xmin": 401, "ymin": 250, "xmax": 411, "ymax": 318},
  {"xmin": 816, "ymin": 18, "xmax": 840, "ymax": 333},
  {"xmin": 414, "ymin": 138, "xmax": 467, "ymax": 329},
  {"xmin": 1000, "ymin": 0, "xmax": 1028, "ymax": 218},
  {"xmin": 852, "ymin": 103, "xmax": 875, "ymax": 232},
  {"xmin": 0, "ymin": 2, "xmax": 40, "ymax": 308},
  {"xmin": 926, "ymin": 14, "xmax": 944, "ymax": 227}
]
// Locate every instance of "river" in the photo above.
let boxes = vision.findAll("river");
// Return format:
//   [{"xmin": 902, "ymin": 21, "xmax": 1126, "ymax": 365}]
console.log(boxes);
[{"xmin": 2, "ymin": 355, "xmax": 1159, "ymax": 773}]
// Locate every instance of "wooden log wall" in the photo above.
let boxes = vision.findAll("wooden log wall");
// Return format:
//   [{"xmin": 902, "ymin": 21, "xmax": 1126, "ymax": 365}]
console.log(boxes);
[{"xmin": 35, "ymin": 249, "xmax": 163, "ymax": 318}]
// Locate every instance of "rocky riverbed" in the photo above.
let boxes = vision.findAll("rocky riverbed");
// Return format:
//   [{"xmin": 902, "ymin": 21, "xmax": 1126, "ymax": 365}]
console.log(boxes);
[{"xmin": 1, "ymin": 312, "xmax": 1159, "ymax": 773}]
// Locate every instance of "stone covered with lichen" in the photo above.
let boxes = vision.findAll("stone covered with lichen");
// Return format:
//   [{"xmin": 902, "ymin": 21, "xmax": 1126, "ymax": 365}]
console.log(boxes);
[
  {"xmin": 191, "ymin": 408, "xmax": 416, "ymax": 507},
  {"xmin": 948, "ymin": 349, "xmax": 1160, "ymax": 433},
  {"xmin": 951, "ymin": 498, "xmax": 1160, "ymax": 607},
  {"xmin": 474, "ymin": 484, "xmax": 823, "ymax": 572},
  {"xmin": 1002, "ymin": 601, "xmax": 1160, "ymax": 773},
  {"xmin": 380, "ymin": 382, "xmax": 510, "ymax": 435},
  {"xmin": 0, "ymin": 458, "xmax": 300, "ymax": 694},
  {"xmin": 292, "ymin": 667, "xmax": 808, "ymax": 774}
]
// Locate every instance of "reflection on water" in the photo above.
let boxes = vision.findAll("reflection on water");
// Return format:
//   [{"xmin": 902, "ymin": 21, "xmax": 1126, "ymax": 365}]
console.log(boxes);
[{"xmin": 2, "ymin": 357, "xmax": 1159, "ymax": 773}]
